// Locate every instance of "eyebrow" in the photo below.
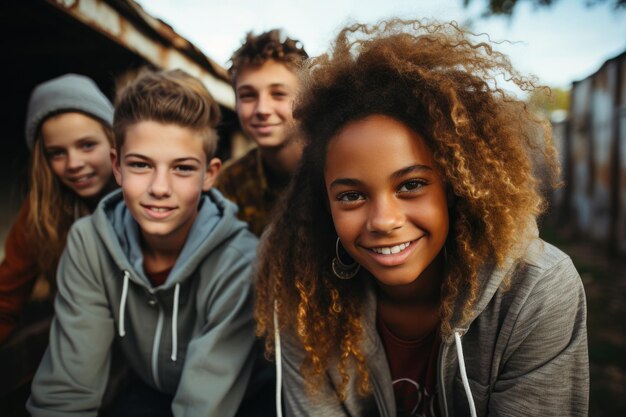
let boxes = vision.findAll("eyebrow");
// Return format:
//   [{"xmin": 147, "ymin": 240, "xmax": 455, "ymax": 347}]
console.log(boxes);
[
  {"xmin": 237, "ymin": 82, "xmax": 290, "ymax": 92},
  {"xmin": 391, "ymin": 164, "xmax": 433, "ymax": 179},
  {"xmin": 329, "ymin": 164, "xmax": 433, "ymax": 189},
  {"xmin": 44, "ymin": 136, "xmax": 96, "ymax": 149},
  {"xmin": 124, "ymin": 154, "xmax": 202, "ymax": 164}
]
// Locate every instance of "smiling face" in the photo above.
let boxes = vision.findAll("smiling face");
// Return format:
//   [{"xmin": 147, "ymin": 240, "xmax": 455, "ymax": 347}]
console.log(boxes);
[
  {"xmin": 235, "ymin": 59, "xmax": 299, "ymax": 149},
  {"xmin": 41, "ymin": 112, "xmax": 113, "ymax": 201},
  {"xmin": 324, "ymin": 114, "xmax": 449, "ymax": 288},
  {"xmin": 113, "ymin": 121, "xmax": 221, "ymax": 252}
]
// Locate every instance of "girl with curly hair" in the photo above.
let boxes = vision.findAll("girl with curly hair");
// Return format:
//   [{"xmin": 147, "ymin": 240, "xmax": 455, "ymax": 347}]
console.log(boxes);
[{"xmin": 255, "ymin": 19, "xmax": 589, "ymax": 417}]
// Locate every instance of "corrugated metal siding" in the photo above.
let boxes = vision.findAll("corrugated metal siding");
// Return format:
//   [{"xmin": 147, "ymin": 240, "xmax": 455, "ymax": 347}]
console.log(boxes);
[
  {"xmin": 570, "ymin": 78, "xmax": 594, "ymax": 233},
  {"xmin": 616, "ymin": 59, "xmax": 626, "ymax": 252},
  {"xmin": 589, "ymin": 62, "xmax": 614, "ymax": 240},
  {"xmin": 563, "ymin": 50, "xmax": 626, "ymax": 252}
]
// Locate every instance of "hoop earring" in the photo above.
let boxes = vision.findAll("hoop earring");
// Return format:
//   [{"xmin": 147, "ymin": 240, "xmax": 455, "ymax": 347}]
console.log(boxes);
[{"xmin": 332, "ymin": 238, "xmax": 360, "ymax": 280}]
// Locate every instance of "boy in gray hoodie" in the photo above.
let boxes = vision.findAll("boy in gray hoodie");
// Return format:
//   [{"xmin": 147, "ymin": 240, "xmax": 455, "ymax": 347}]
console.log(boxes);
[{"xmin": 27, "ymin": 69, "xmax": 258, "ymax": 417}]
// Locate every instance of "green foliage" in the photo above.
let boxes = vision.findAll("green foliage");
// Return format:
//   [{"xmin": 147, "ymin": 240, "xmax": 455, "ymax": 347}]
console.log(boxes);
[
  {"xmin": 464, "ymin": 0, "xmax": 626, "ymax": 16},
  {"xmin": 526, "ymin": 86, "xmax": 570, "ymax": 118}
]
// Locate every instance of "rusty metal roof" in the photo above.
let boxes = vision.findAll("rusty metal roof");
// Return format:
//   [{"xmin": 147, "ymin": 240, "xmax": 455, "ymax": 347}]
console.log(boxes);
[{"xmin": 45, "ymin": 0, "xmax": 235, "ymax": 109}]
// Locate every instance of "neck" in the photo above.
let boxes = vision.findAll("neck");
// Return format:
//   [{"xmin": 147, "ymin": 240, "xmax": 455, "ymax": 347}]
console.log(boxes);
[
  {"xmin": 84, "ymin": 179, "xmax": 117, "ymax": 213},
  {"xmin": 141, "ymin": 233, "xmax": 186, "ymax": 274},
  {"xmin": 375, "ymin": 253, "xmax": 445, "ymax": 340},
  {"xmin": 375, "ymin": 252, "xmax": 445, "ymax": 307},
  {"xmin": 83, "ymin": 195, "xmax": 100, "ymax": 213},
  {"xmin": 258, "ymin": 138, "xmax": 303, "ymax": 178}
]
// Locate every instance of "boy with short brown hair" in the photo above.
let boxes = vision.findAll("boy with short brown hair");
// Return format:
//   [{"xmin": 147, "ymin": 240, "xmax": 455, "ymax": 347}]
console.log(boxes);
[
  {"xmin": 216, "ymin": 29, "xmax": 308, "ymax": 236},
  {"xmin": 28, "ymin": 69, "xmax": 258, "ymax": 417}
]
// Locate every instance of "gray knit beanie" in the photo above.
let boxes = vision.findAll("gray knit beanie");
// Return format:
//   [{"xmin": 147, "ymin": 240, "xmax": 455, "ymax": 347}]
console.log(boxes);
[{"xmin": 25, "ymin": 73, "xmax": 114, "ymax": 151}]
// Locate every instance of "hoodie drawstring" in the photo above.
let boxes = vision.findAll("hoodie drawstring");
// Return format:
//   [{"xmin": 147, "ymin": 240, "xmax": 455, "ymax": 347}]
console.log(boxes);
[
  {"xmin": 274, "ymin": 302, "xmax": 283, "ymax": 417},
  {"xmin": 454, "ymin": 331, "xmax": 477, "ymax": 417},
  {"xmin": 119, "ymin": 271, "xmax": 130, "ymax": 337},
  {"xmin": 171, "ymin": 283, "xmax": 180, "ymax": 362},
  {"xmin": 118, "ymin": 272, "xmax": 179, "ymax": 364},
  {"xmin": 273, "ymin": 308, "xmax": 475, "ymax": 417}
]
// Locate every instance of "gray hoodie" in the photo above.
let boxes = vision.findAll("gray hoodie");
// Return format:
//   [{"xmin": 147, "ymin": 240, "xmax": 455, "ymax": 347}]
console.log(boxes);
[
  {"xmin": 277, "ymin": 238, "xmax": 589, "ymax": 416},
  {"xmin": 28, "ymin": 189, "xmax": 258, "ymax": 417}
]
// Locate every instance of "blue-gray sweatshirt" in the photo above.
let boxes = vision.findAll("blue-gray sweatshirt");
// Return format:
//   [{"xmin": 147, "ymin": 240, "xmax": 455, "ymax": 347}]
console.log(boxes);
[{"xmin": 28, "ymin": 189, "xmax": 258, "ymax": 417}]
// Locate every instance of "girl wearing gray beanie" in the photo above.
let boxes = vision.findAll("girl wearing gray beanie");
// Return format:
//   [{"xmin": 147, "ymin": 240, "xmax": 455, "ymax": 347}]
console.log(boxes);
[{"xmin": 0, "ymin": 73, "xmax": 116, "ymax": 344}]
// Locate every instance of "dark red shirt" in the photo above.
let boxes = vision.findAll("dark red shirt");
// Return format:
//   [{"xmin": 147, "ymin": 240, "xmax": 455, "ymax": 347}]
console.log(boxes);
[
  {"xmin": 145, "ymin": 267, "xmax": 172, "ymax": 288},
  {"xmin": 377, "ymin": 314, "xmax": 441, "ymax": 417}
]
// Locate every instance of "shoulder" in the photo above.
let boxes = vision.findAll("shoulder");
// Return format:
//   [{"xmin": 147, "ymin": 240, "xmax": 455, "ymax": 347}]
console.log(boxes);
[
  {"xmin": 194, "ymin": 226, "xmax": 257, "ymax": 307},
  {"xmin": 215, "ymin": 226, "xmax": 258, "ymax": 267},
  {"xmin": 514, "ymin": 238, "xmax": 582, "ymax": 296},
  {"xmin": 195, "ymin": 201, "xmax": 258, "ymax": 272},
  {"xmin": 4, "ymin": 200, "xmax": 33, "ymax": 247},
  {"xmin": 66, "ymin": 215, "xmax": 96, "ymax": 243},
  {"xmin": 63, "ymin": 215, "xmax": 112, "ymax": 268},
  {"xmin": 492, "ymin": 238, "xmax": 586, "ymax": 339},
  {"xmin": 216, "ymin": 148, "xmax": 259, "ymax": 183}
]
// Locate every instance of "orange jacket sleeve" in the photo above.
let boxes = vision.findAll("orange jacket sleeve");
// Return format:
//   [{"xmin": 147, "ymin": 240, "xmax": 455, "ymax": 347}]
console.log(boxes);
[{"xmin": 0, "ymin": 201, "xmax": 39, "ymax": 343}]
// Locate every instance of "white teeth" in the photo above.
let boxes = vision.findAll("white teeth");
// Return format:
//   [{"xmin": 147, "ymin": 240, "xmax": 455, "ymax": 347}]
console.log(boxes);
[
  {"xmin": 372, "ymin": 242, "xmax": 410, "ymax": 255},
  {"xmin": 151, "ymin": 207, "xmax": 169, "ymax": 213}
]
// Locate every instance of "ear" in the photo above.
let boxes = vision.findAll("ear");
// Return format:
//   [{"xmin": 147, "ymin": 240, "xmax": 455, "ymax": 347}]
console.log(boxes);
[
  {"xmin": 111, "ymin": 148, "xmax": 123, "ymax": 186},
  {"xmin": 202, "ymin": 157, "xmax": 222, "ymax": 192}
]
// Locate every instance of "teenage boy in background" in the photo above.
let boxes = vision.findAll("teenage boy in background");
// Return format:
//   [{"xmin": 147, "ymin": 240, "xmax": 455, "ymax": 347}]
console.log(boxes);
[
  {"xmin": 216, "ymin": 29, "xmax": 308, "ymax": 237},
  {"xmin": 27, "ymin": 69, "xmax": 257, "ymax": 417}
]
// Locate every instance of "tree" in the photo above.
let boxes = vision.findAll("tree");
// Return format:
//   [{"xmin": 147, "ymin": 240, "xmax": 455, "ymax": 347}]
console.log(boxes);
[
  {"xmin": 464, "ymin": 0, "xmax": 626, "ymax": 17},
  {"xmin": 527, "ymin": 86, "xmax": 570, "ymax": 121}
]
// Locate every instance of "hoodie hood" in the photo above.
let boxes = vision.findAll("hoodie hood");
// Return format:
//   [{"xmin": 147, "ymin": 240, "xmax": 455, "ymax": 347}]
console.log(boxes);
[
  {"xmin": 27, "ymin": 186, "xmax": 259, "ymax": 416},
  {"xmin": 92, "ymin": 188, "xmax": 246, "ymax": 290},
  {"xmin": 443, "ymin": 219, "xmax": 540, "ymax": 343}
]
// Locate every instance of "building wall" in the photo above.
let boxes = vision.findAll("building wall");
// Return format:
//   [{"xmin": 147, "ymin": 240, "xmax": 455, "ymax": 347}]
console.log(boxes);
[{"xmin": 559, "ymin": 51, "xmax": 626, "ymax": 252}]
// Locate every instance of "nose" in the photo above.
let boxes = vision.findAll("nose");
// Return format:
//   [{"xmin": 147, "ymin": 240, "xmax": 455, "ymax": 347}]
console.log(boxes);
[
  {"xmin": 255, "ymin": 93, "xmax": 271, "ymax": 117},
  {"xmin": 366, "ymin": 196, "xmax": 404, "ymax": 234},
  {"xmin": 66, "ymin": 149, "xmax": 85, "ymax": 171},
  {"xmin": 148, "ymin": 168, "xmax": 172, "ymax": 198}
]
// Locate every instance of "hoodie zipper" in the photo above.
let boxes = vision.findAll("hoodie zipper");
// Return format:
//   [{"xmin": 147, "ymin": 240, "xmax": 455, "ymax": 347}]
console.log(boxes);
[
  {"xmin": 372, "ymin": 375, "xmax": 390, "ymax": 417},
  {"xmin": 151, "ymin": 303, "xmax": 164, "ymax": 390},
  {"xmin": 438, "ymin": 340, "xmax": 451, "ymax": 417},
  {"xmin": 119, "ymin": 271, "xmax": 165, "ymax": 390}
]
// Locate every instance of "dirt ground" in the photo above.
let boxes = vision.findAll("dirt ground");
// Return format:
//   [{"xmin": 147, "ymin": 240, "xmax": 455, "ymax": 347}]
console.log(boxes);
[{"xmin": 540, "ymin": 219, "xmax": 626, "ymax": 417}]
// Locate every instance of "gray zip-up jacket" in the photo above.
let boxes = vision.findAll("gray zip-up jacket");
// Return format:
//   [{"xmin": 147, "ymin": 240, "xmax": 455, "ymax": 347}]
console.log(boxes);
[
  {"xmin": 28, "ymin": 189, "xmax": 258, "ymax": 417},
  {"xmin": 278, "ymin": 238, "xmax": 589, "ymax": 416}
]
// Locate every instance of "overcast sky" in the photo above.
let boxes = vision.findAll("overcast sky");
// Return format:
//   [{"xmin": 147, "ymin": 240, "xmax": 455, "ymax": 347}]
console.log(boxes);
[{"xmin": 137, "ymin": 0, "xmax": 626, "ymax": 90}]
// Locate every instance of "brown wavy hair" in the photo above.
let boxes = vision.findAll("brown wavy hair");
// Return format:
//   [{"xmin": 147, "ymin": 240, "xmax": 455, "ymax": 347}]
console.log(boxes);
[
  {"xmin": 229, "ymin": 28, "xmax": 308, "ymax": 85},
  {"xmin": 255, "ymin": 19, "xmax": 560, "ymax": 398},
  {"xmin": 27, "ymin": 120, "xmax": 115, "ymax": 283}
]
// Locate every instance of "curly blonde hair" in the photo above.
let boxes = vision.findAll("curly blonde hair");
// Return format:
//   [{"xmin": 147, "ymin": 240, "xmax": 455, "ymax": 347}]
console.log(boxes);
[{"xmin": 255, "ymin": 19, "xmax": 559, "ymax": 399}]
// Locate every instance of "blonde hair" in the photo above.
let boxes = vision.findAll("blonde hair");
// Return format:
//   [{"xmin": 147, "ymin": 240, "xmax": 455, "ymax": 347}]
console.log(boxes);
[{"xmin": 26, "ymin": 122, "xmax": 115, "ymax": 282}]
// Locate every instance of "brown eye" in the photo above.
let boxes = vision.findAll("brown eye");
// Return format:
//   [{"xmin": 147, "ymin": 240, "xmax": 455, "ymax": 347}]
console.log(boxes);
[
  {"xmin": 398, "ymin": 179, "xmax": 426, "ymax": 193},
  {"xmin": 337, "ymin": 192, "xmax": 363, "ymax": 202},
  {"xmin": 46, "ymin": 150, "xmax": 65, "ymax": 160}
]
